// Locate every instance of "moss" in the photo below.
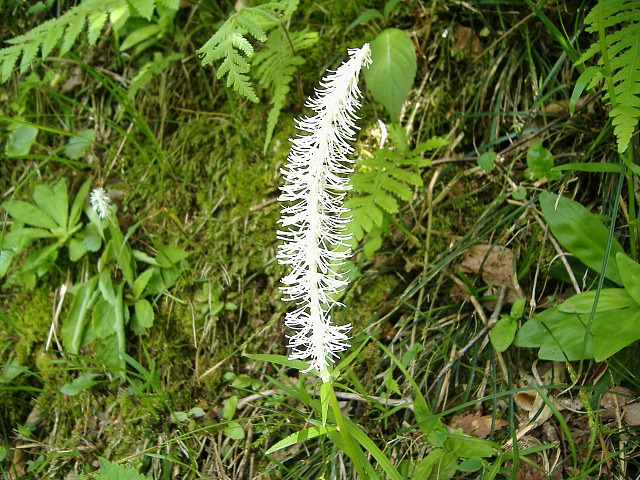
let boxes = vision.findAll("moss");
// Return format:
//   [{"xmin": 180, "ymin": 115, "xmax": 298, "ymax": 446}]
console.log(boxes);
[{"xmin": 7, "ymin": 288, "xmax": 53, "ymax": 365}]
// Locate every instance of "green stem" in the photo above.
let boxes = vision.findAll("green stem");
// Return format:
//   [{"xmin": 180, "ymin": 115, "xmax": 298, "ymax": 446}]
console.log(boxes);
[{"xmin": 327, "ymin": 381, "xmax": 369, "ymax": 480}]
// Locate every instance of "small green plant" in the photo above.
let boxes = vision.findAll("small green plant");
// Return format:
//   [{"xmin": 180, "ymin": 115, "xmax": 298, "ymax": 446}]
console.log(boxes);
[
  {"xmin": 1, "ymin": 178, "xmax": 91, "ymax": 288},
  {"xmin": 0, "ymin": 0, "xmax": 179, "ymax": 82},
  {"xmin": 364, "ymin": 28, "xmax": 417, "ymax": 122},
  {"xmin": 1, "ymin": 179, "xmax": 188, "ymax": 373},
  {"xmin": 570, "ymin": 0, "xmax": 640, "ymax": 154},
  {"xmin": 346, "ymin": 126, "xmax": 448, "ymax": 258},
  {"xmin": 515, "ymin": 191, "xmax": 640, "ymax": 361}
]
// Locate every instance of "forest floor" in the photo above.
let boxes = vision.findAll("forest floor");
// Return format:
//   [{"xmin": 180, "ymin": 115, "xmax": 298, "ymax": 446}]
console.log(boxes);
[{"xmin": 1, "ymin": 1, "xmax": 639, "ymax": 479}]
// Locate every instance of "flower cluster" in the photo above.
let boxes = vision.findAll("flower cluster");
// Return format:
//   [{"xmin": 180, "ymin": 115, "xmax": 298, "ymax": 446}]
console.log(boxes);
[
  {"xmin": 89, "ymin": 187, "xmax": 112, "ymax": 220},
  {"xmin": 277, "ymin": 44, "xmax": 371, "ymax": 382}
]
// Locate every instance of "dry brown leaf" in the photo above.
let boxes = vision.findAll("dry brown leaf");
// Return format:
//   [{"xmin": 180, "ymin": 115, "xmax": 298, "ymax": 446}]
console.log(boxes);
[
  {"xmin": 624, "ymin": 403, "xmax": 640, "ymax": 426},
  {"xmin": 453, "ymin": 25, "xmax": 483, "ymax": 59},
  {"xmin": 449, "ymin": 414, "xmax": 508, "ymax": 439}
]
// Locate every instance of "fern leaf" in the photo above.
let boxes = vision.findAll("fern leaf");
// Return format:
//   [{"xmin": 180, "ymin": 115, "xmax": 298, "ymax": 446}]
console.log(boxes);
[
  {"xmin": 60, "ymin": 12, "xmax": 87, "ymax": 57},
  {"xmin": 198, "ymin": 1, "xmax": 297, "ymax": 103},
  {"xmin": 576, "ymin": 0, "xmax": 640, "ymax": 153},
  {"xmin": 19, "ymin": 39, "xmax": 41, "ymax": 74},
  {"xmin": 87, "ymin": 11, "xmax": 109, "ymax": 45},
  {"xmin": 0, "ymin": 47, "xmax": 21, "ymax": 82},
  {"xmin": 252, "ymin": 27, "xmax": 317, "ymax": 153},
  {"xmin": 41, "ymin": 21, "xmax": 64, "ymax": 57},
  {"xmin": 109, "ymin": 0, "xmax": 131, "ymax": 31},
  {"xmin": 130, "ymin": 0, "xmax": 155, "ymax": 20}
]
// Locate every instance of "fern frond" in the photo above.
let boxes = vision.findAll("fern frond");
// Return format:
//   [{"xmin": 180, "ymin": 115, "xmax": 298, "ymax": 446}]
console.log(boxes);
[
  {"xmin": 0, "ymin": 0, "xmax": 175, "ymax": 83},
  {"xmin": 198, "ymin": 1, "xmax": 299, "ymax": 103},
  {"xmin": 252, "ymin": 27, "xmax": 318, "ymax": 153},
  {"xmin": 574, "ymin": 0, "xmax": 640, "ymax": 153},
  {"xmin": 346, "ymin": 135, "xmax": 446, "ymax": 257}
]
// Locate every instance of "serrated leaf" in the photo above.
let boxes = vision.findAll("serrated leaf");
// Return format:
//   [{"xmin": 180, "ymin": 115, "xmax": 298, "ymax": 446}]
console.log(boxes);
[
  {"xmin": 110, "ymin": 0, "xmax": 131, "ymax": 32},
  {"xmin": 130, "ymin": 0, "xmax": 155, "ymax": 20},
  {"xmin": 5, "ymin": 125, "xmax": 38, "ymax": 156},
  {"xmin": 1, "ymin": 46, "xmax": 22, "ymax": 82},
  {"xmin": 19, "ymin": 39, "xmax": 41, "ymax": 74},
  {"xmin": 95, "ymin": 457, "xmax": 146, "ymax": 480},
  {"xmin": 60, "ymin": 12, "xmax": 86, "ymax": 56},
  {"xmin": 87, "ymin": 11, "xmax": 108, "ymax": 45},
  {"xmin": 364, "ymin": 28, "xmax": 417, "ymax": 119}
]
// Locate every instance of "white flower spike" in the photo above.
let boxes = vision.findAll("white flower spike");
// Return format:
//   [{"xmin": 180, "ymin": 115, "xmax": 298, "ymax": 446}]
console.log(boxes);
[
  {"xmin": 90, "ymin": 187, "xmax": 112, "ymax": 220},
  {"xmin": 277, "ymin": 44, "xmax": 372, "ymax": 382}
]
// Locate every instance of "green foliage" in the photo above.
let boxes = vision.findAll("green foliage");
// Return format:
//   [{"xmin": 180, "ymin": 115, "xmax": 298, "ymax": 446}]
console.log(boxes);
[
  {"xmin": 346, "ymin": 130, "xmax": 448, "ymax": 258},
  {"xmin": 198, "ymin": 1, "xmax": 297, "ymax": 103},
  {"xmin": 252, "ymin": 27, "xmax": 317, "ymax": 154},
  {"xmin": 0, "ymin": 0, "xmax": 179, "ymax": 82},
  {"xmin": 525, "ymin": 139, "xmax": 561, "ymax": 181},
  {"xmin": 490, "ymin": 298, "xmax": 525, "ymax": 353},
  {"xmin": 570, "ymin": 0, "xmax": 640, "ymax": 153},
  {"xmin": 364, "ymin": 28, "xmax": 417, "ymax": 121},
  {"xmin": 1, "ymin": 178, "xmax": 90, "ymax": 288},
  {"xmin": 94, "ymin": 457, "xmax": 146, "ymax": 480},
  {"xmin": 346, "ymin": 0, "xmax": 403, "ymax": 32},
  {"xmin": 515, "ymin": 192, "xmax": 640, "ymax": 361}
]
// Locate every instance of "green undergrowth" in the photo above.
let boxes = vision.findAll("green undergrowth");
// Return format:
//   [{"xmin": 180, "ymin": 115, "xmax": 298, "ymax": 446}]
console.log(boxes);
[{"xmin": 2, "ymin": 0, "xmax": 640, "ymax": 479}]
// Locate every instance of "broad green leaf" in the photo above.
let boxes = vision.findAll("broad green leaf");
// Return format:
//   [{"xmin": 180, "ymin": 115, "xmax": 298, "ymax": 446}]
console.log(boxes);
[
  {"xmin": 320, "ymin": 381, "xmax": 330, "ymax": 426},
  {"xmin": 540, "ymin": 191, "xmax": 624, "ymax": 284},
  {"xmin": 490, "ymin": 316, "xmax": 517, "ymax": 353},
  {"xmin": 364, "ymin": 28, "xmax": 416, "ymax": 120},
  {"xmin": 61, "ymin": 276, "xmax": 99, "ymax": 354},
  {"xmin": 446, "ymin": 429, "xmax": 497, "ymax": 458},
  {"xmin": 132, "ymin": 267, "xmax": 154, "ymax": 299},
  {"xmin": 3, "ymin": 200, "xmax": 57, "ymax": 230},
  {"xmin": 514, "ymin": 307, "xmax": 574, "ymax": 348},
  {"xmin": 5, "ymin": 125, "xmax": 38, "ymax": 156},
  {"xmin": 156, "ymin": 245, "xmax": 189, "ymax": 267},
  {"xmin": 131, "ymin": 299, "xmax": 154, "ymax": 335},
  {"xmin": 477, "ymin": 151, "xmax": 496, "ymax": 172},
  {"xmin": 82, "ymin": 224, "xmax": 102, "ymax": 252},
  {"xmin": 223, "ymin": 395, "xmax": 238, "ymax": 421},
  {"xmin": 95, "ymin": 457, "xmax": 146, "ymax": 480},
  {"xmin": 68, "ymin": 237, "xmax": 87, "ymax": 261},
  {"xmin": 92, "ymin": 297, "xmax": 116, "ymax": 338},
  {"xmin": 59, "ymin": 373, "xmax": 100, "ymax": 396},
  {"xmin": 0, "ymin": 250, "xmax": 13, "ymax": 276},
  {"xmin": 558, "ymin": 288, "xmax": 636, "ymax": 313},
  {"xmin": 592, "ymin": 307, "xmax": 640, "ymax": 361},
  {"xmin": 459, "ymin": 457, "xmax": 483, "ymax": 472},
  {"xmin": 265, "ymin": 425, "xmax": 336, "ymax": 455},
  {"xmin": 33, "ymin": 179, "xmax": 68, "ymax": 230},
  {"xmin": 120, "ymin": 24, "xmax": 162, "ymax": 51},
  {"xmin": 616, "ymin": 253, "xmax": 640, "ymax": 305},
  {"xmin": 526, "ymin": 139, "xmax": 560, "ymax": 181},
  {"xmin": 98, "ymin": 269, "xmax": 116, "ymax": 305},
  {"xmin": 414, "ymin": 448, "xmax": 458, "ymax": 480},
  {"xmin": 64, "ymin": 128, "xmax": 94, "ymax": 159},
  {"xmin": 223, "ymin": 420, "xmax": 245, "ymax": 440}
]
